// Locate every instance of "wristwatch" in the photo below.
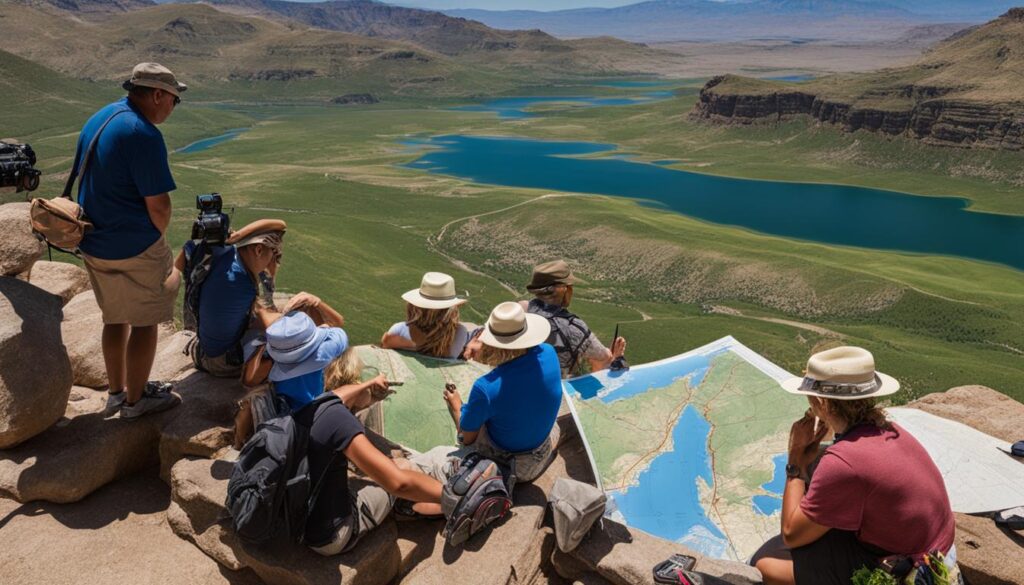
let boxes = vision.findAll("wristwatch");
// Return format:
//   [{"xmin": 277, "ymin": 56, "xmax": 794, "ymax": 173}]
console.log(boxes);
[{"xmin": 785, "ymin": 463, "xmax": 802, "ymax": 479}]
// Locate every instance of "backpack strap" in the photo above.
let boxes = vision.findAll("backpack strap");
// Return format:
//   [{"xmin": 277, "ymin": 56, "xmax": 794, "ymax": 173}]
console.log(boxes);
[{"xmin": 63, "ymin": 108, "xmax": 130, "ymax": 202}]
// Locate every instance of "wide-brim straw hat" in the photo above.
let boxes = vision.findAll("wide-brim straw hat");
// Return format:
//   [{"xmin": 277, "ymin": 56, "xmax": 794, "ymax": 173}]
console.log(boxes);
[
  {"xmin": 479, "ymin": 301, "xmax": 551, "ymax": 350},
  {"xmin": 227, "ymin": 219, "xmax": 287, "ymax": 249},
  {"xmin": 781, "ymin": 346, "xmax": 900, "ymax": 401},
  {"xmin": 402, "ymin": 272, "xmax": 466, "ymax": 310}
]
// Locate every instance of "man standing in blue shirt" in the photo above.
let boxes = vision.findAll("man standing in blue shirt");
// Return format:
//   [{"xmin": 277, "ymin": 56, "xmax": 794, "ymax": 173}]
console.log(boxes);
[{"xmin": 76, "ymin": 63, "xmax": 186, "ymax": 420}]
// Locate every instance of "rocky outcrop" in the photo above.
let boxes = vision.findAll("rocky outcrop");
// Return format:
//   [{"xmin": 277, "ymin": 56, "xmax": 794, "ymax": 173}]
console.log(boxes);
[
  {"xmin": 22, "ymin": 260, "xmax": 91, "ymax": 305},
  {"xmin": 168, "ymin": 412, "xmax": 762, "ymax": 585},
  {"xmin": 908, "ymin": 386, "xmax": 1024, "ymax": 585},
  {"xmin": 331, "ymin": 93, "xmax": 380, "ymax": 105},
  {"xmin": 0, "ymin": 277, "xmax": 73, "ymax": 449},
  {"xmin": 0, "ymin": 203, "xmax": 45, "ymax": 276},
  {"xmin": 60, "ymin": 290, "xmax": 177, "ymax": 388},
  {"xmin": 691, "ymin": 76, "xmax": 1024, "ymax": 150}
]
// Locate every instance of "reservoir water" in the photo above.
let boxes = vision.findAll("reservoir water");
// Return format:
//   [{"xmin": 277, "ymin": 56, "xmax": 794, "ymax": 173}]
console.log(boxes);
[
  {"xmin": 175, "ymin": 128, "xmax": 249, "ymax": 154},
  {"xmin": 449, "ymin": 92, "xmax": 674, "ymax": 119},
  {"xmin": 404, "ymin": 134, "xmax": 1024, "ymax": 270}
]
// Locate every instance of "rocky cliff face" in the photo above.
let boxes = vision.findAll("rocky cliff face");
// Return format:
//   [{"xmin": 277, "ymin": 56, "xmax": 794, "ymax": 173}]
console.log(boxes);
[{"xmin": 691, "ymin": 75, "xmax": 1024, "ymax": 150}]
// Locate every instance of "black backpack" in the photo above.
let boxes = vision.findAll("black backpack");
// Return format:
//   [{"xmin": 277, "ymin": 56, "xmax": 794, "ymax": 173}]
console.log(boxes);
[
  {"xmin": 440, "ymin": 452, "xmax": 516, "ymax": 547},
  {"xmin": 527, "ymin": 299, "xmax": 593, "ymax": 374},
  {"xmin": 182, "ymin": 239, "xmax": 216, "ymax": 333},
  {"xmin": 225, "ymin": 393, "xmax": 338, "ymax": 544}
]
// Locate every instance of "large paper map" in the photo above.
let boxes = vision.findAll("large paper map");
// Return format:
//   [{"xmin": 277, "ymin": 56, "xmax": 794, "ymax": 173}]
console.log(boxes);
[
  {"xmin": 563, "ymin": 336, "xmax": 805, "ymax": 562},
  {"xmin": 356, "ymin": 346, "xmax": 490, "ymax": 452}
]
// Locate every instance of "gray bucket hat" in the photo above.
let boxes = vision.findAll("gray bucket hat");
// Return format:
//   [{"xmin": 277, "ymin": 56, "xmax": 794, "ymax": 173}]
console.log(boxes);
[{"xmin": 122, "ymin": 62, "xmax": 188, "ymax": 97}]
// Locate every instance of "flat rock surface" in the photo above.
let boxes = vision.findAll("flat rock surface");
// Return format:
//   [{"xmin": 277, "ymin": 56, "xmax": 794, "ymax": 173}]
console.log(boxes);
[
  {"xmin": 0, "ymin": 474, "xmax": 262, "ymax": 585},
  {"xmin": 22, "ymin": 260, "xmax": 90, "ymax": 305}
]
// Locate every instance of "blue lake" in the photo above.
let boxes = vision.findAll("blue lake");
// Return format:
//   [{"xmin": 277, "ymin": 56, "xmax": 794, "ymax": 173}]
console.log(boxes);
[
  {"xmin": 404, "ymin": 134, "xmax": 1024, "ymax": 270},
  {"xmin": 764, "ymin": 74, "xmax": 817, "ymax": 82},
  {"xmin": 609, "ymin": 405, "xmax": 729, "ymax": 557},
  {"xmin": 175, "ymin": 128, "xmax": 249, "ymax": 154},
  {"xmin": 449, "ymin": 92, "xmax": 674, "ymax": 119}
]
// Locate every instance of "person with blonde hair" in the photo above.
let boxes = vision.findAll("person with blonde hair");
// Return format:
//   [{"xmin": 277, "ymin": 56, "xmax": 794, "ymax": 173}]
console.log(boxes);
[
  {"xmin": 323, "ymin": 347, "xmax": 391, "ymax": 415},
  {"xmin": 381, "ymin": 272, "xmax": 472, "ymax": 360},
  {"xmin": 752, "ymin": 346, "xmax": 959, "ymax": 585}
]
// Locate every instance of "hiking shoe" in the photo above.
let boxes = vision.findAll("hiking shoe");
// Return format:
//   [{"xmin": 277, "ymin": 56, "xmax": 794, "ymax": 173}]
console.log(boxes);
[
  {"xmin": 104, "ymin": 391, "xmax": 127, "ymax": 415},
  {"xmin": 121, "ymin": 384, "xmax": 181, "ymax": 420}
]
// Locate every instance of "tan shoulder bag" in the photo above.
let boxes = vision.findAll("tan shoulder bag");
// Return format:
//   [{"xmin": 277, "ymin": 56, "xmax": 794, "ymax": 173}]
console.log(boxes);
[{"xmin": 30, "ymin": 109, "xmax": 128, "ymax": 254}]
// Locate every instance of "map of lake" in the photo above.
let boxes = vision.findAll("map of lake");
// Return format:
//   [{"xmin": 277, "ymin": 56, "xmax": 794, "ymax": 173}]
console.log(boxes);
[{"xmin": 404, "ymin": 134, "xmax": 1024, "ymax": 270}]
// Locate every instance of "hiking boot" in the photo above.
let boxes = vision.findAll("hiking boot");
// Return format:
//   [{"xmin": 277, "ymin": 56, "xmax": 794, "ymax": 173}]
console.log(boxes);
[
  {"xmin": 104, "ymin": 391, "xmax": 127, "ymax": 415},
  {"xmin": 120, "ymin": 383, "xmax": 181, "ymax": 420}
]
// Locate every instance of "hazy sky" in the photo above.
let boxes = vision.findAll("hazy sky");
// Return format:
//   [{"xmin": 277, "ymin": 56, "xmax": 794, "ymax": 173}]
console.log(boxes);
[{"xmin": 387, "ymin": 0, "xmax": 641, "ymax": 10}]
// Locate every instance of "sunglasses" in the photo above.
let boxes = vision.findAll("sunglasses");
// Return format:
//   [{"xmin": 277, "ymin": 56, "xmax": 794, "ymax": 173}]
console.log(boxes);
[{"xmin": 172, "ymin": 95, "xmax": 181, "ymax": 106}]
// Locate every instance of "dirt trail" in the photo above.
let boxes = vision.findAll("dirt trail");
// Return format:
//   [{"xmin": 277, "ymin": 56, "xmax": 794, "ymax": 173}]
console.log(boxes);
[{"xmin": 708, "ymin": 305, "xmax": 844, "ymax": 338}]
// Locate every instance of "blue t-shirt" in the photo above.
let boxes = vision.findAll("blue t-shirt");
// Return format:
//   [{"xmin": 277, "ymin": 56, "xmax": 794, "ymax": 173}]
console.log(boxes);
[
  {"xmin": 193, "ymin": 243, "xmax": 257, "ymax": 358},
  {"xmin": 273, "ymin": 328, "xmax": 349, "ymax": 411},
  {"xmin": 77, "ymin": 98, "xmax": 176, "ymax": 260},
  {"xmin": 460, "ymin": 343, "xmax": 563, "ymax": 453}
]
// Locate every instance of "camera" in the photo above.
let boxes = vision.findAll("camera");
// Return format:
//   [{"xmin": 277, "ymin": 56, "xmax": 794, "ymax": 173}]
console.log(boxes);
[
  {"xmin": 191, "ymin": 193, "xmax": 231, "ymax": 246},
  {"xmin": 0, "ymin": 141, "xmax": 42, "ymax": 192}
]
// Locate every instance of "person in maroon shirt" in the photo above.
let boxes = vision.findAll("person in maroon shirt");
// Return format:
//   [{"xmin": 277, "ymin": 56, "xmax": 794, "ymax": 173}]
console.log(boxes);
[{"xmin": 752, "ymin": 346, "xmax": 958, "ymax": 585}]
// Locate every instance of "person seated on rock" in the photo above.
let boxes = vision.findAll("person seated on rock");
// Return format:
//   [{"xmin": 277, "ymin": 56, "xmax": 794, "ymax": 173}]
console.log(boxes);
[
  {"xmin": 175, "ymin": 219, "xmax": 345, "ymax": 379},
  {"xmin": 242, "ymin": 310, "xmax": 445, "ymax": 555},
  {"xmin": 323, "ymin": 347, "xmax": 391, "ymax": 413},
  {"xmin": 466, "ymin": 260, "xmax": 626, "ymax": 378},
  {"xmin": 380, "ymin": 272, "xmax": 472, "ymax": 360},
  {"xmin": 751, "ymin": 346, "xmax": 959, "ymax": 585},
  {"xmin": 435, "ymin": 301, "xmax": 563, "ymax": 484}
]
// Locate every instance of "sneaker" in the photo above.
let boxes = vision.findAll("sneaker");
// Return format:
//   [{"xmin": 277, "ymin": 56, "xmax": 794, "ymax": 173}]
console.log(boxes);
[
  {"xmin": 120, "ymin": 384, "xmax": 181, "ymax": 420},
  {"xmin": 104, "ymin": 391, "xmax": 127, "ymax": 415}
]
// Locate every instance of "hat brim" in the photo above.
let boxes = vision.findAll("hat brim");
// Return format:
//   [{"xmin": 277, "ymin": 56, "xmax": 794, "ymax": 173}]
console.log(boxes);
[
  {"xmin": 227, "ymin": 219, "xmax": 287, "ymax": 245},
  {"xmin": 780, "ymin": 371, "xmax": 901, "ymax": 401},
  {"xmin": 267, "ymin": 325, "xmax": 326, "ymax": 367},
  {"xmin": 401, "ymin": 289, "xmax": 466, "ymax": 310},
  {"xmin": 526, "ymin": 274, "xmax": 577, "ymax": 293},
  {"xmin": 124, "ymin": 78, "xmax": 188, "ymax": 97},
  {"xmin": 478, "ymin": 313, "xmax": 551, "ymax": 350}
]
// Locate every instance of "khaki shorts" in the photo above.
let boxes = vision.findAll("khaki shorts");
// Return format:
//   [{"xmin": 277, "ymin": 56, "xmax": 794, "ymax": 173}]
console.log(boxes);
[
  {"xmin": 82, "ymin": 237, "xmax": 180, "ymax": 327},
  {"xmin": 412, "ymin": 424, "xmax": 561, "ymax": 484}
]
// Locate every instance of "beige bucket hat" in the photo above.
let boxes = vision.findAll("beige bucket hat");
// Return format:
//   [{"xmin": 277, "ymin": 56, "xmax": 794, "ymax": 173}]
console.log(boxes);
[
  {"xmin": 478, "ymin": 302, "xmax": 551, "ymax": 350},
  {"xmin": 401, "ymin": 272, "xmax": 466, "ymax": 310},
  {"xmin": 122, "ymin": 62, "xmax": 188, "ymax": 97},
  {"xmin": 781, "ymin": 346, "xmax": 900, "ymax": 401}
]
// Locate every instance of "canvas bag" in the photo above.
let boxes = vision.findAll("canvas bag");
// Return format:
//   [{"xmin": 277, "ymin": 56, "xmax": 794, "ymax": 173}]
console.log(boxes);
[
  {"xmin": 548, "ymin": 477, "xmax": 606, "ymax": 553},
  {"xmin": 29, "ymin": 109, "xmax": 128, "ymax": 254}
]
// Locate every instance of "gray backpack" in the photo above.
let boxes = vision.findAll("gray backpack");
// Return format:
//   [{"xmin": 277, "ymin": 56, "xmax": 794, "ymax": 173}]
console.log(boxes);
[
  {"xmin": 549, "ymin": 477, "xmax": 606, "ymax": 552},
  {"xmin": 440, "ymin": 453, "xmax": 515, "ymax": 547}
]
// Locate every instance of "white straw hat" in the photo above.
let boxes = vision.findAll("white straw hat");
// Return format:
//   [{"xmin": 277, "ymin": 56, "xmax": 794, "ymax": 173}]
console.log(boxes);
[
  {"xmin": 478, "ymin": 302, "xmax": 551, "ymax": 350},
  {"xmin": 781, "ymin": 346, "xmax": 900, "ymax": 401},
  {"xmin": 401, "ymin": 272, "xmax": 466, "ymax": 310}
]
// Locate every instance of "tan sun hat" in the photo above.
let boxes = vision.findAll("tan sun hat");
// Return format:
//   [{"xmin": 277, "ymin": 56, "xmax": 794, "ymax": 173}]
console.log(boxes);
[
  {"xmin": 781, "ymin": 346, "xmax": 900, "ymax": 401},
  {"xmin": 478, "ymin": 301, "xmax": 551, "ymax": 350},
  {"xmin": 401, "ymin": 272, "xmax": 466, "ymax": 310},
  {"xmin": 122, "ymin": 62, "xmax": 188, "ymax": 97},
  {"xmin": 227, "ymin": 219, "xmax": 287, "ymax": 249},
  {"xmin": 526, "ymin": 259, "xmax": 577, "ymax": 292}
]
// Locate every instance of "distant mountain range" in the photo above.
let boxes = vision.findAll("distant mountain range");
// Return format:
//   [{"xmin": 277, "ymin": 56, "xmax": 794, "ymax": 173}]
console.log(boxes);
[
  {"xmin": 0, "ymin": 0, "xmax": 684, "ymax": 100},
  {"xmin": 445, "ymin": 0, "xmax": 1020, "ymax": 42}
]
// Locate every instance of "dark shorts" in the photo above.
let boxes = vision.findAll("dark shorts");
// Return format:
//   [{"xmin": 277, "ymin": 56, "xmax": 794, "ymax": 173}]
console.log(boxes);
[{"xmin": 751, "ymin": 530, "xmax": 882, "ymax": 585}]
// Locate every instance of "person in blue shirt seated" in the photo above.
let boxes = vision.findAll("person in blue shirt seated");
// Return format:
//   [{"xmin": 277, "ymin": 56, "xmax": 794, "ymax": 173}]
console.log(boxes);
[
  {"xmin": 242, "ymin": 310, "xmax": 445, "ymax": 555},
  {"xmin": 440, "ymin": 301, "xmax": 564, "ymax": 484}
]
